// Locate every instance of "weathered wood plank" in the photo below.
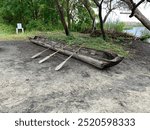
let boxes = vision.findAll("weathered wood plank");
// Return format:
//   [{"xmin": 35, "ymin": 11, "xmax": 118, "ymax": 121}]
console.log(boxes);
[{"xmin": 29, "ymin": 37, "xmax": 124, "ymax": 69}]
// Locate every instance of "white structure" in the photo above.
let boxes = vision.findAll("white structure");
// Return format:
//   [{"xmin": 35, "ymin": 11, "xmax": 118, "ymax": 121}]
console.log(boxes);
[{"xmin": 16, "ymin": 23, "xmax": 24, "ymax": 34}]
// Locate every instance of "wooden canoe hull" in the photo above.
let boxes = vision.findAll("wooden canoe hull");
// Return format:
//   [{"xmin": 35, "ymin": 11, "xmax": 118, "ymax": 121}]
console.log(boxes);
[{"xmin": 29, "ymin": 36, "xmax": 124, "ymax": 69}]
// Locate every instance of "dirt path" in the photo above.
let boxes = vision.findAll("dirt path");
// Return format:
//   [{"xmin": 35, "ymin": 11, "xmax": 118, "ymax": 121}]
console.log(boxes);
[{"xmin": 0, "ymin": 40, "xmax": 150, "ymax": 113}]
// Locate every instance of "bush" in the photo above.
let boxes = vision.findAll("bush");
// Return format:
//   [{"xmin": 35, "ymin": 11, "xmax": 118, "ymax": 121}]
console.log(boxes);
[
  {"xmin": 105, "ymin": 21, "xmax": 125, "ymax": 32},
  {"xmin": 140, "ymin": 29, "xmax": 150, "ymax": 41},
  {"xmin": 0, "ymin": 23, "xmax": 15, "ymax": 34},
  {"xmin": 72, "ymin": 22, "xmax": 91, "ymax": 32},
  {"xmin": 26, "ymin": 20, "xmax": 53, "ymax": 31}
]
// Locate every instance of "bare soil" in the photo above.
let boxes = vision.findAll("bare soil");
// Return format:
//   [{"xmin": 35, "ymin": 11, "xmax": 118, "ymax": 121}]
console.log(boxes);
[{"xmin": 0, "ymin": 40, "xmax": 150, "ymax": 113}]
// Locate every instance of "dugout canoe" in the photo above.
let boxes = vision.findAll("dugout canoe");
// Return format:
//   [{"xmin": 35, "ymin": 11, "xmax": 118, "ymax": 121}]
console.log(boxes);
[{"xmin": 29, "ymin": 36, "xmax": 124, "ymax": 69}]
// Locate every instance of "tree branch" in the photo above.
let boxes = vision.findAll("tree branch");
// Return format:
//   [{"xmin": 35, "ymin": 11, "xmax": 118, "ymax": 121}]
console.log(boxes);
[{"xmin": 129, "ymin": 0, "xmax": 145, "ymax": 17}]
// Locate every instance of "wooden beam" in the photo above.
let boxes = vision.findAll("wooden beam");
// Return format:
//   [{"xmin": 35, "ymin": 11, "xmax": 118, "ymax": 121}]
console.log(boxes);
[{"xmin": 29, "ymin": 38, "xmax": 124, "ymax": 70}]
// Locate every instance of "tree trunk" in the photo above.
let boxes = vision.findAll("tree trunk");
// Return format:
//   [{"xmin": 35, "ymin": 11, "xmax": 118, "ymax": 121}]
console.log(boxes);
[
  {"xmin": 93, "ymin": 0, "xmax": 106, "ymax": 40},
  {"xmin": 87, "ymin": 9, "xmax": 96, "ymax": 32},
  {"xmin": 55, "ymin": 0, "xmax": 70, "ymax": 36},
  {"xmin": 121, "ymin": 0, "xmax": 150, "ymax": 31},
  {"xmin": 134, "ymin": 9, "xmax": 150, "ymax": 31},
  {"xmin": 103, "ymin": 10, "xmax": 112, "ymax": 23},
  {"xmin": 98, "ymin": 4, "xmax": 106, "ymax": 40},
  {"xmin": 82, "ymin": 1, "xmax": 96, "ymax": 32},
  {"xmin": 66, "ymin": 0, "xmax": 71, "ymax": 30}
]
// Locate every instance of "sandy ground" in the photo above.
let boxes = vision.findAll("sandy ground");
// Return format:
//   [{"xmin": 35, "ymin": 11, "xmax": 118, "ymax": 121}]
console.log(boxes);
[{"xmin": 0, "ymin": 40, "xmax": 150, "ymax": 113}]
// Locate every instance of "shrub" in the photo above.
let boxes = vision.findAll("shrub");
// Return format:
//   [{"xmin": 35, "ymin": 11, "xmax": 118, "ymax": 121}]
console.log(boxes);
[
  {"xmin": 105, "ymin": 21, "xmax": 125, "ymax": 32},
  {"xmin": 0, "ymin": 23, "xmax": 15, "ymax": 34},
  {"xmin": 72, "ymin": 22, "xmax": 91, "ymax": 32},
  {"xmin": 26, "ymin": 20, "xmax": 53, "ymax": 31},
  {"xmin": 140, "ymin": 29, "xmax": 150, "ymax": 41}
]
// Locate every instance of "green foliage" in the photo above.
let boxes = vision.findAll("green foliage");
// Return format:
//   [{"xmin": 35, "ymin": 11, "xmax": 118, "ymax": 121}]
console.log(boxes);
[
  {"xmin": 26, "ymin": 20, "xmax": 49, "ymax": 31},
  {"xmin": 0, "ymin": 29, "xmax": 129, "ymax": 57},
  {"xmin": 0, "ymin": 0, "xmax": 60, "ymax": 30},
  {"xmin": 105, "ymin": 21, "xmax": 125, "ymax": 32},
  {"xmin": 0, "ymin": 0, "xmax": 93, "ymax": 32},
  {"xmin": 72, "ymin": 21, "xmax": 91, "ymax": 32},
  {"xmin": 47, "ymin": 31, "xmax": 129, "ymax": 57},
  {"xmin": 0, "ymin": 0, "xmax": 102, "ymax": 33},
  {"xmin": 140, "ymin": 29, "xmax": 150, "ymax": 41},
  {"xmin": 0, "ymin": 23, "xmax": 15, "ymax": 34},
  {"xmin": 71, "ymin": 3, "xmax": 92, "ymax": 32}
]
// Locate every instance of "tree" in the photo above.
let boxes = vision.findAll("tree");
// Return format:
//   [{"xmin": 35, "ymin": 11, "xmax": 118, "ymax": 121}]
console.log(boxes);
[
  {"xmin": 103, "ymin": 0, "xmax": 123, "ymax": 23},
  {"xmin": 121, "ymin": 0, "xmax": 150, "ymax": 30},
  {"xmin": 80, "ymin": 0, "xmax": 96, "ymax": 32},
  {"xmin": 0, "ymin": 0, "xmax": 61, "ymax": 30},
  {"xmin": 93, "ymin": 0, "xmax": 106, "ymax": 40},
  {"xmin": 129, "ymin": 0, "xmax": 145, "ymax": 17},
  {"xmin": 55, "ymin": 0, "xmax": 70, "ymax": 36},
  {"xmin": 129, "ymin": 0, "xmax": 150, "ymax": 18},
  {"xmin": 65, "ymin": 0, "xmax": 79, "ymax": 30},
  {"xmin": 66, "ymin": 0, "xmax": 71, "ymax": 30}
]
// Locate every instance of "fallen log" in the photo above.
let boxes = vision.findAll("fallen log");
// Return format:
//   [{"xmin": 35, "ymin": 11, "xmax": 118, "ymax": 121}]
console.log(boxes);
[{"xmin": 29, "ymin": 36, "xmax": 124, "ymax": 69}]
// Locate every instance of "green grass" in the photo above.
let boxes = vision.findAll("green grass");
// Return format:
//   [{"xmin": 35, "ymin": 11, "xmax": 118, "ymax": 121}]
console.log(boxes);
[
  {"xmin": 124, "ymin": 22, "xmax": 143, "ymax": 30},
  {"xmin": 46, "ymin": 31, "xmax": 129, "ymax": 57},
  {"xmin": 104, "ymin": 21, "xmax": 125, "ymax": 32},
  {"xmin": 0, "ymin": 22, "xmax": 129, "ymax": 57},
  {"xmin": 0, "ymin": 30, "xmax": 46, "ymax": 41},
  {"xmin": 0, "ymin": 23, "xmax": 15, "ymax": 34},
  {"xmin": 140, "ymin": 29, "xmax": 150, "ymax": 41},
  {"xmin": 0, "ymin": 30, "xmax": 129, "ymax": 57}
]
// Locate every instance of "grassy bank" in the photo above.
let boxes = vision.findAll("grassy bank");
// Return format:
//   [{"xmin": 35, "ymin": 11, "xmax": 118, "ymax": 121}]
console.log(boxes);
[
  {"xmin": 0, "ymin": 22, "xmax": 129, "ymax": 57},
  {"xmin": 0, "ymin": 31, "xmax": 129, "ymax": 57},
  {"xmin": 0, "ymin": 31, "xmax": 42, "ymax": 41},
  {"xmin": 47, "ymin": 31, "xmax": 129, "ymax": 56}
]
